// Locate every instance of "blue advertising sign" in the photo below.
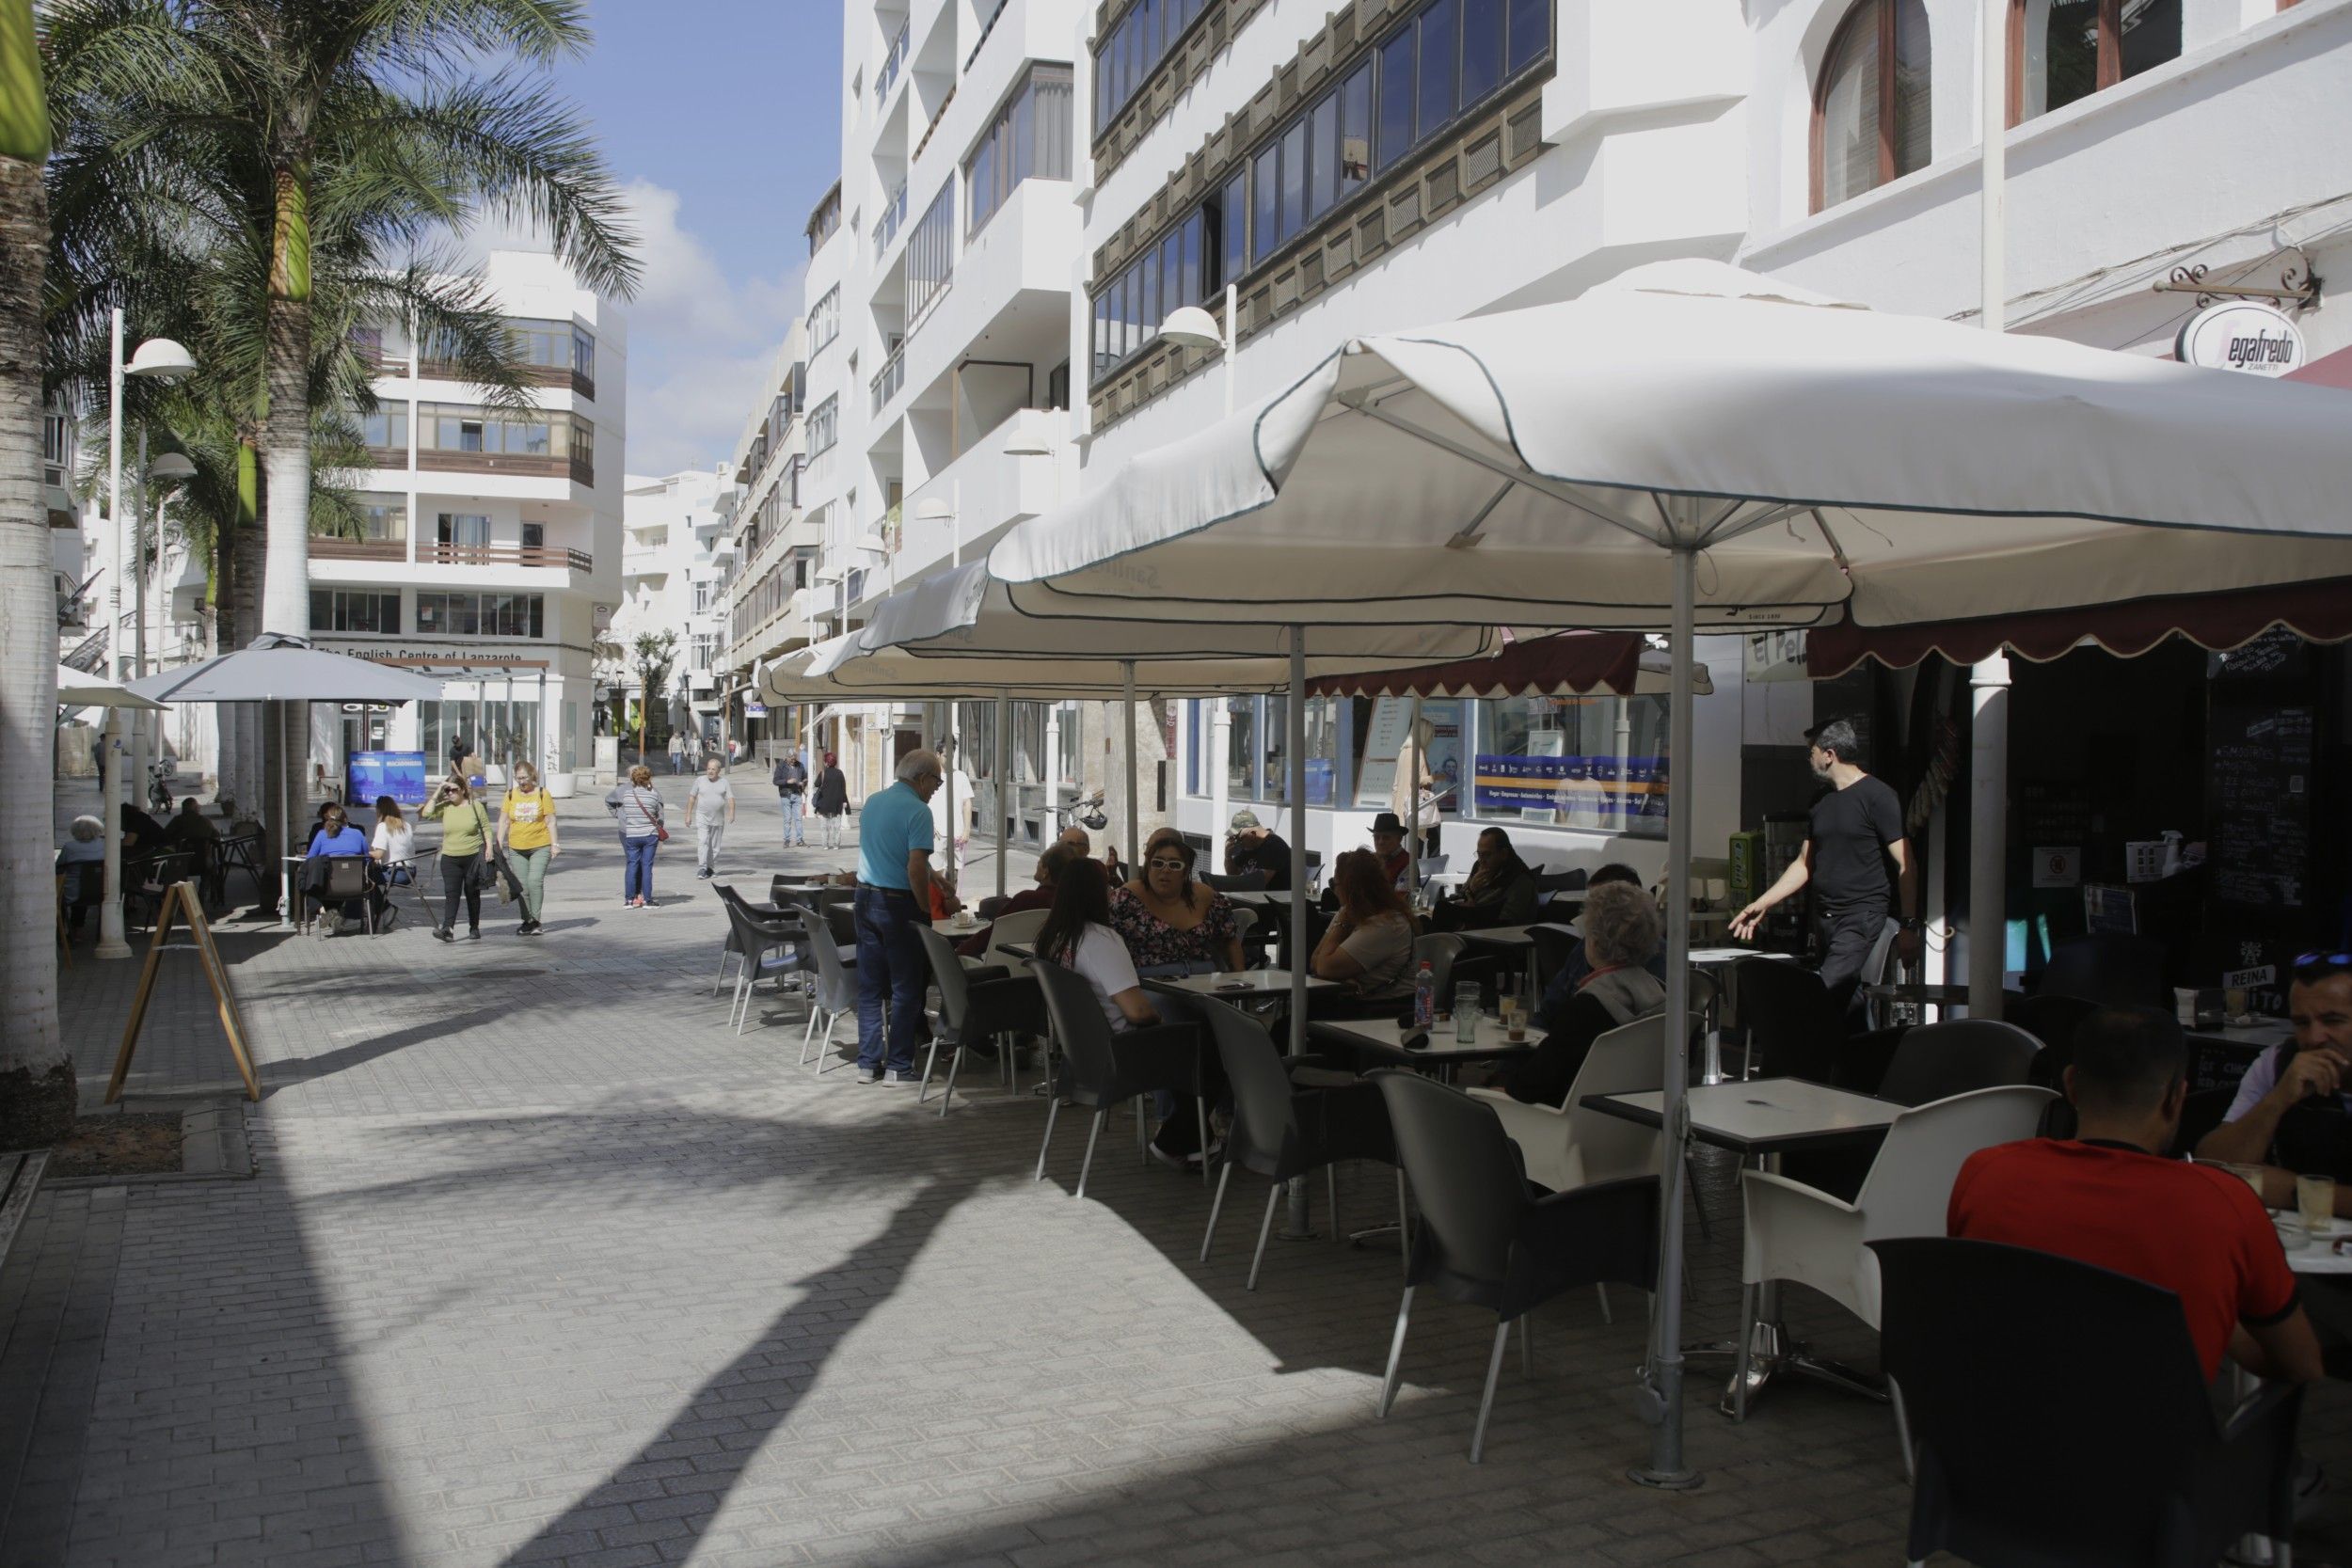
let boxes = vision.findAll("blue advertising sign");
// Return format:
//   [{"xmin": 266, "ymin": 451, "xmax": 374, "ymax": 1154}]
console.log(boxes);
[
  {"xmin": 347, "ymin": 752, "xmax": 429, "ymax": 807},
  {"xmin": 1472, "ymin": 752, "xmax": 1669, "ymax": 824}
]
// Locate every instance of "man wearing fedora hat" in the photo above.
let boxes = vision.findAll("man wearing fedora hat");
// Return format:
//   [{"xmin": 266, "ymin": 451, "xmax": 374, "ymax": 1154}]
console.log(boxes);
[
  {"xmin": 1224, "ymin": 808, "xmax": 1292, "ymax": 891},
  {"xmin": 1370, "ymin": 812, "xmax": 1411, "ymax": 891}
]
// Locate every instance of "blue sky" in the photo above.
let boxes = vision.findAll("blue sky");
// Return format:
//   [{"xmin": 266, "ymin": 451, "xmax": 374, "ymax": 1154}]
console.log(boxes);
[{"xmin": 475, "ymin": 0, "xmax": 846, "ymax": 476}]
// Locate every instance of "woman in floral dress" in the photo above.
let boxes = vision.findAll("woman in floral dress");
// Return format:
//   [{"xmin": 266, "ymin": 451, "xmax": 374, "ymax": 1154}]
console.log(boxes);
[{"xmin": 1109, "ymin": 829, "xmax": 1243, "ymax": 975}]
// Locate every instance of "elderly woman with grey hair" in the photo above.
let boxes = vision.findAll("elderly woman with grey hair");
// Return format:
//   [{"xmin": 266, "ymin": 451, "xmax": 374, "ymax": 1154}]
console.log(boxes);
[
  {"xmin": 56, "ymin": 815, "xmax": 107, "ymax": 934},
  {"xmin": 1475, "ymin": 879, "xmax": 1668, "ymax": 1107}
]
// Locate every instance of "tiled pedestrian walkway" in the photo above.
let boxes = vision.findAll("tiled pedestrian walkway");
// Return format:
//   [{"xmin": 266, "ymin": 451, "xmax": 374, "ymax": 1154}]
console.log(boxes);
[{"xmin": 8, "ymin": 774, "xmax": 2351, "ymax": 1566}]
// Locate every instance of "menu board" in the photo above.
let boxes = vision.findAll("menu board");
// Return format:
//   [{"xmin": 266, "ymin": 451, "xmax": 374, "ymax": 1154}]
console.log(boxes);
[{"xmin": 2208, "ymin": 705, "xmax": 2312, "ymax": 911}]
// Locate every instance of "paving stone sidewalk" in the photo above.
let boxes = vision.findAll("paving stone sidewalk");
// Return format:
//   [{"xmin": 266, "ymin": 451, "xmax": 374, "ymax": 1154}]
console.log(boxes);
[{"xmin": 7, "ymin": 775, "xmax": 2351, "ymax": 1566}]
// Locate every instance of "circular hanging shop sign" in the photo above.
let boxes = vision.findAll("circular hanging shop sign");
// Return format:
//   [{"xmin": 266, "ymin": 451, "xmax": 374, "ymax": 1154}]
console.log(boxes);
[{"xmin": 2175, "ymin": 301, "xmax": 2306, "ymax": 377}]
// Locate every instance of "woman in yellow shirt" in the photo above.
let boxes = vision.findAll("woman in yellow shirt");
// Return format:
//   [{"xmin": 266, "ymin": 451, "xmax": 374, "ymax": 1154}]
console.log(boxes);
[{"xmin": 499, "ymin": 762, "xmax": 562, "ymax": 936}]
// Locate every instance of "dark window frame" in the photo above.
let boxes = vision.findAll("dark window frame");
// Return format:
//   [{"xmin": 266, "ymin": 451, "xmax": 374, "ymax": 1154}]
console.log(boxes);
[
  {"xmin": 2006, "ymin": 0, "xmax": 2182, "ymax": 126},
  {"xmin": 1809, "ymin": 0, "xmax": 1931, "ymax": 214}
]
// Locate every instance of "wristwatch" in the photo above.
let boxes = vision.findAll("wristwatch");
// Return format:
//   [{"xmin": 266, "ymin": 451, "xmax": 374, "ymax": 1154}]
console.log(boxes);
[{"xmin": 1899, "ymin": 916, "xmax": 1923, "ymax": 931}]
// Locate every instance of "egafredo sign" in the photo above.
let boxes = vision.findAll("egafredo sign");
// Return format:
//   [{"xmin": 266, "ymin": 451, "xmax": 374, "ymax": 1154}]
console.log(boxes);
[{"xmin": 2176, "ymin": 301, "xmax": 2306, "ymax": 377}]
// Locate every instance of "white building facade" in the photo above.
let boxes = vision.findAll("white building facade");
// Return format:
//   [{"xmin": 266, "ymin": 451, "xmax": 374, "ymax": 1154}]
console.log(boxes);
[
  {"xmin": 616, "ymin": 466, "xmax": 736, "ymax": 749},
  {"xmin": 302, "ymin": 249, "xmax": 628, "ymax": 793},
  {"xmin": 1070, "ymin": 0, "xmax": 2352, "ymax": 879}
]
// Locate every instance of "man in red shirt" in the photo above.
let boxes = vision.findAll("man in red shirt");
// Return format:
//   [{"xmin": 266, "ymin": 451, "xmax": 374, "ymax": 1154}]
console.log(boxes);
[{"xmin": 1948, "ymin": 1007, "xmax": 2321, "ymax": 1385}]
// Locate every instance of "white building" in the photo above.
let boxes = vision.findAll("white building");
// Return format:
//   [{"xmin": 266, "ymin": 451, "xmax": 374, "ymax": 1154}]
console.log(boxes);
[
  {"xmin": 1069, "ymin": 0, "xmax": 2352, "ymax": 879},
  {"xmin": 300, "ymin": 248, "xmax": 628, "ymax": 792},
  {"xmin": 782, "ymin": 0, "xmax": 1104, "ymax": 826},
  {"xmin": 716, "ymin": 328, "xmax": 818, "ymax": 763},
  {"xmin": 616, "ymin": 466, "xmax": 735, "ymax": 750}
]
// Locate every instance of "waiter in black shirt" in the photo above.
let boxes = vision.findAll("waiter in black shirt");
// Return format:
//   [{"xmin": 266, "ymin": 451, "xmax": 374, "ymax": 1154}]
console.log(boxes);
[{"xmin": 1729, "ymin": 718, "xmax": 1919, "ymax": 1001}]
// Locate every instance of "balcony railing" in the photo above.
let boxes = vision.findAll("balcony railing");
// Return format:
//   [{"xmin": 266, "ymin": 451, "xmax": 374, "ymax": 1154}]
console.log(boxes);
[
  {"xmin": 414, "ymin": 449, "xmax": 595, "ymax": 486},
  {"xmin": 423, "ymin": 544, "xmax": 593, "ymax": 571},
  {"xmin": 874, "ymin": 181, "xmax": 909, "ymax": 260},
  {"xmin": 869, "ymin": 345, "xmax": 906, "ymax": 414},
  {"xmin": 308, "ymin": 537, "xmax": 406, "ymax": 562},
  {"xmin": 875, "ymin": 22, "xmax": 907, "ymax": 105},
  {"xmin": 903, "ymin": 185, "xmax": 955, "ymax": 325}
]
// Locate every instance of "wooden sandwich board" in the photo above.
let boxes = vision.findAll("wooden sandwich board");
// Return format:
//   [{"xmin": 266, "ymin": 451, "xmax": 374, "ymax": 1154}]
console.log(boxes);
[{"xmin": 106, "ymin": 881, "xmax": 262, "ymax": 1102}]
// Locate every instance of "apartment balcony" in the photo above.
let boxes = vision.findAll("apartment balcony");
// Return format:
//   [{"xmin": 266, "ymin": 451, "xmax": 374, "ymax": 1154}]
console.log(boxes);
[
  {"xmin": 417, "ymin": 449, "xmax": 595, "ymax": 486},
  {"xmin": 417, "ymin": 358, "xmax": 596, "ymax": 402},
  {"xmin": 874, "ymin": 21, "xmax": 909, "ymax": 111},
  {"xmin": 875, "ymin": 406, "xmax": 1070, "ymax": 593},
  {"xmin": 869, "ymin": 345, "xmax": 907, "ymax": 415},
  {"xmin": 309, "ymin": 537, "xmax": 405, "ymax": 562},
  {"xmin": 879, "ymin": 179, "xmax": 1073, "ymax": 431},
  {"xmin": 307, "ymin": 537, "xmax": 600, "ymax": 593}
]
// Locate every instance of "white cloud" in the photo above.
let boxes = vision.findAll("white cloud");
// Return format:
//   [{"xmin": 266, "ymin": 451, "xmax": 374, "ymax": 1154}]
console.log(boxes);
[{"xmin": 448, "ymin": 179, "xmax": 804, "ymax": 479}]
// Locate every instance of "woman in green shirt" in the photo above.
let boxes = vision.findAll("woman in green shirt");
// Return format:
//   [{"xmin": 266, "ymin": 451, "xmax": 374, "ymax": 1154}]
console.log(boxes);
[{"xmin": 421, "ymin": 772, "xmax": 494, "ymax": 942}]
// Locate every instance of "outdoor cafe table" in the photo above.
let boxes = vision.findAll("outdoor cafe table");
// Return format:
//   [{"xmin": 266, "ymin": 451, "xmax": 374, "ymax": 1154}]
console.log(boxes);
[
  {"xmin": 1309, "ymin": 1012, "xmax": 1537, "ymax": 1076},
  {"xmin": 1582, "ymin": 1077, "xmax": 1905, "ymax": 1418},
  {"xmin": 1159, "ymin": 969, "xmax": 1335, "ymax": 1000},
  {"xmin": 1687, "ymin": 946, "xmax": 1801, "ymax": 1085}
]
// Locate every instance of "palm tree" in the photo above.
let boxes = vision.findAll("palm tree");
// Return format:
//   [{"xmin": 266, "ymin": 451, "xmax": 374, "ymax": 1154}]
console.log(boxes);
[
  {"xmin": 0, "ymin": 0, "xmax": 72, "ymax": 1147},
  {"xmin": 632, "ymin": 630, "xmax": 677, "ymax": 762},
  {"xmin": 42, "ymin": 0, "xmax": 638, "ymax": 879}
]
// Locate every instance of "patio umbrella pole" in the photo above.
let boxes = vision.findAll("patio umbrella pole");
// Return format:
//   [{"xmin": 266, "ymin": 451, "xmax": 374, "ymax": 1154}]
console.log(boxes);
[
  {"xmin": 1635, "ymin": 539, "xmax": 1701, "ymax": 1490},
  {"xmin": 1403, "ymin": 691, "xmax": 1422, "ymax": 888},
  {"xmin": 1121, "ymin": 660, "xmax": 1137, "ymax": 877},
  {"xmin": 995, "ymin": 690, "xmax": 1009, "ymax": 902},
  {"xmin": 1288, "ymin": 627, "xmax": 1308, "ymax": 1055}
]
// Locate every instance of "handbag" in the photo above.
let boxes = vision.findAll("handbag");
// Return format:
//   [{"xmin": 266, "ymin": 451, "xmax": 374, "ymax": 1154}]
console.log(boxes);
[{"xmin": 638, "ymin": 787, "xmax": 669, "ymax": 843}]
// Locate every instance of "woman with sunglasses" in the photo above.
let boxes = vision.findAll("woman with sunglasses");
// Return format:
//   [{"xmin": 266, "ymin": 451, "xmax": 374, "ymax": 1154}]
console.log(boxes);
[{"xmin": 1110, "ymin": 828, "xmax": 1243, "ymax": 976}]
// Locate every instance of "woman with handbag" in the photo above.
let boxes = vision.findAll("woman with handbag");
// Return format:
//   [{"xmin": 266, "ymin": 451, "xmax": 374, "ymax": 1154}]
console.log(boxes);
[
  {"xmin": 421, "ymin": 771, "xmax": 494, "ymax": 941},
  {"xmin": 499, "ymin": 762, "xmax": 562, "ymax": 936},
  {"xmin": 603, "ymin": 764, "xmax": 665, "ymax": 909}
]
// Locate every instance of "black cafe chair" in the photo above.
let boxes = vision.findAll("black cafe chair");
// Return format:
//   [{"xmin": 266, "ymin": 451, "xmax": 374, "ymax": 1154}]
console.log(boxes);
[
  {"xmin": 1875, "ymin": 1020, "xmax": 2042, "ymax": 1107},
  {"xmin": 1870, "ymin": 1236, "xmax": 2302, "ymax": 1568},
  {"xmin": 1028, "ymin": 958, "xmax": 1204, "ymax": 1201},
  {"xmin": 1369, "ymin": 1069, "xmax": 1659, "ymax": 1464},
  {"xmin": 914, "ymin": 925, "xmax": 1040, "ymax": 1117}
]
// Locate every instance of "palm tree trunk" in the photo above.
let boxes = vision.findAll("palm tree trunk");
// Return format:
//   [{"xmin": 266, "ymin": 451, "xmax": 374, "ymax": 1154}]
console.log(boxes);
[
  {"xmin": 229, "ymin": 437, "xmax": 262, "ymax": 818},
  {"xmin": 0, "ymin": 150, "xmax": 74, "ymax": 1148},
  {"xmin": 262, "ymin": 167, "xmax": 312, "ymax": 884}
]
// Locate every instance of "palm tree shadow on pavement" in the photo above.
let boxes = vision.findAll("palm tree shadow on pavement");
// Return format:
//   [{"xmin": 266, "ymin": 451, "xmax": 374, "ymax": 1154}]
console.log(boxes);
[{"xmin": 498, "ymin": 1172, "xmax": 979, "ymax": 1568}]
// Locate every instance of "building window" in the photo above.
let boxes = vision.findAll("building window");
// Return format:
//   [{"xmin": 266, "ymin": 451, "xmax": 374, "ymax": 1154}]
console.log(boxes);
[
  {"xmin": 692, "ymin": 580, "xmax": 716, "ymax": 614},
  {"xmin": 361, "ymin": 405, "xmax": 408, "ymax": 453},
  {"xmin": 903, "ymin": 183, "xmax": 957, "ymax": 321},
  {"xmin": 417, "ymin": 592, "xmax": 544, "ymax": 639},
  {"xmin": 1091, "ymin": 0, "xmax": 1547, "ymax": 382},
  {"xmin": 350, "ymin": 493, "xmax": 406, "ymax": 543},
  {"xmin": 1470, "ymin": 693, "xmax": 1669, "ymax": 837},
  {"xmin": 809, "ymin": 287, "xmax": 839, "ymax": 354},
  {"xmin": 308, "ymin": 590, "xmax": 402, "ymax": 635},
  {"xmin": 1094, "ymin": 0, "xmax": 1212, "ymax": 135},
  {"xmin": 806, "ymin": 395, "xmax": 838, "ymax": 456},
  {"xmin": 42, "ymin": 409, "xmax": 69, "ymax": 487},
  {"xmin": 2014, "ymin": 0, "xmax": 2180, "ymax": 122},
  {"xmin": 690, "ymin": 632, "xmax": 719, "ymax": 671},
  {"xmin": 1813, "ymin": 0, "xmax": 1931, "ymax": 212},
  {"xmin": 437, "ymin": 513, "xmax": 491, "ymax": 547},
  {"xmin": 967, "ymin": 65, "xmax": 1074, "ymax": 238},
  {"xmin": 417, "ymin": 403, "xmax": 592, "ymax": 478}
]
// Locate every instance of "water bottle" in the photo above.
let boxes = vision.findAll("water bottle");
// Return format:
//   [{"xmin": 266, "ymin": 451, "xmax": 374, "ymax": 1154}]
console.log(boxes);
[{"xmin": 1412, "ymin": 960, "xmax": 1435, "ymax": 1029}]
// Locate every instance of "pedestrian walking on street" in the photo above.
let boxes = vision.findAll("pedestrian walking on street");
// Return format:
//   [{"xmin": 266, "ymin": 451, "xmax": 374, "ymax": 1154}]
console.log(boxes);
[
  {"xmin": 604, "ymin": 765, "xmax": 665, "ymax": 909},
  {"xmin": 813, "ymin": 750, "xmax": 850, "ymax": 849},
  {"xmin": 500, "ymin": 762, "xmax": 561, "ymax": 935},
  {"xmin": 667, "ymin": 731, "xmax": 686, "ymax": 775},
  {"xmin": 772, "ymin": 749, "xmax": 809, "ymax": 847},
  {"xmin": 422, "ymin": 772, "xmax": 494, "ymax": 942},
  {"xmin": 853, "ymin": 748, "xmax": 945, "ymax": 1085},
  {"xmin": 687, "ymin": 756, "xmax": 736, "ymax": 880}
]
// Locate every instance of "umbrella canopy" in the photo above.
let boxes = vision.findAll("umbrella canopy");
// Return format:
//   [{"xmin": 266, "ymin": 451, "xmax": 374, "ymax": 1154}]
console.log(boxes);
[
  {"xmin": 1308, "ymin": 631, "xmax": 1711, "ymax": 699},
  {"xmin": 56, "ymin": 665, "xmax": 166, "ymax": 711},
  {"xmin": 985, "ymin": 259, "xmax": 2352, "ymax": 1489},
  {"xmin": 991, "ymin": 260, "xmax": 2352, "ymax": 629},
  {"xmin": 124, "ymin": 633, "xmax": 445, "ymax": 705}
]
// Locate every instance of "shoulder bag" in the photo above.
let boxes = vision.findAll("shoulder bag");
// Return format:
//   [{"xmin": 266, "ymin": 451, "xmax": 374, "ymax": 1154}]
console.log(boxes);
[{"xmin": 640, "ymin": 787, "xmax": 669, "ymax": 843}]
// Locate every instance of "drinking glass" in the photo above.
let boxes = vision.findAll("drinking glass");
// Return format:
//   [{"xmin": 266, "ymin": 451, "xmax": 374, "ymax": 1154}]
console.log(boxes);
[
  {"xmin": 2224, "ymin": 987, "xmax": 2250, "ymax": 1023},
  {"xmin": 1454, "ymin": 984, "xmax": 1481, "ymax": 1044},
  {"xmin": 2298, "ymin": 1174, "xmax": 2336, "ymax": 1230}
]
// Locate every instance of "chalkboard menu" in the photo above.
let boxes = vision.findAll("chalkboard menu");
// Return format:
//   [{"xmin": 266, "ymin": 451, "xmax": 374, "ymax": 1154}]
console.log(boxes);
[{"xmin": 2207, "ymin": 629, "xmax": 2313, "ymax": 913}]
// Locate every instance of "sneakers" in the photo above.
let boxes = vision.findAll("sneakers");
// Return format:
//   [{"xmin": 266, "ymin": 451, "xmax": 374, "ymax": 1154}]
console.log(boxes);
[
  {"xmin": 518, "ymin": 920, "xmax": 542, "ymax": 937},
  {"xmin": 1147, "ymin": 1142, "xmax": 1192, "ymax": 1172},
  {"xmin": 433, "ymin": 926, "xmax": 453, "ymax": 943},
  {"xmin": 465, "ymin": 927, "xmax": 482, "ymax": 941},
  {"xmin": 627, "ymin": 896, "xmax": 648, "ymax": 910},
  {"xmin": 882, "ymin": 1069, "xmax": 919, "ymax": 1087},
  {"xmin": 856, "ymin": 1068, "xmax": 882, "ymax": 1085},
  {"xmin": 696, "ymin": 867, "xmax": 713, "ymax": 879}
]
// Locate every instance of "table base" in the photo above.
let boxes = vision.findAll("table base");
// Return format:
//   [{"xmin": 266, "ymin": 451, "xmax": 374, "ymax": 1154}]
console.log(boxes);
[{"xmin": 1717, "ymin": 1317, "xmax": 1886, "ymax": 1419}]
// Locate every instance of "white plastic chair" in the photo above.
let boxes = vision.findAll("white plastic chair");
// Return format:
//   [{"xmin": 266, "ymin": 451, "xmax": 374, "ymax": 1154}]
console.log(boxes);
[
  {"xmin": 1734, "ymin": 1083, "xmax": 2056, "ymax": 1456},
  {"xmin": 1466, "ymin": 1015, "xmax": 1678, "ymax": 1193}
]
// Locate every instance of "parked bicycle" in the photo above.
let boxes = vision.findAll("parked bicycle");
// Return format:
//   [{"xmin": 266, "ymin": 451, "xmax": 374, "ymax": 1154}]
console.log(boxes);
[{"xmin": 147, "ymin": 758, "xmax": 176, "ymax": 815}]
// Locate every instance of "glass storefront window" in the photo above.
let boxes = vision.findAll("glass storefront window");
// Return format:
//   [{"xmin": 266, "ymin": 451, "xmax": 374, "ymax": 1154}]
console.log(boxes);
[
  {"xmin": 1470, "ymin": 693, "xmax": 1669, "ymax": 837},
  {"xmin": 1226, "ymin": 695, "xmax": 1257, "ymax": 800}
]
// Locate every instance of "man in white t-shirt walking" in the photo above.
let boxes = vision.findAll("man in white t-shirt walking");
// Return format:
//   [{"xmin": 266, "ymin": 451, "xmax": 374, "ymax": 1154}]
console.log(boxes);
[{"xmin": 686, "ymin": 756, "xmax": 736, "ymax": 880}]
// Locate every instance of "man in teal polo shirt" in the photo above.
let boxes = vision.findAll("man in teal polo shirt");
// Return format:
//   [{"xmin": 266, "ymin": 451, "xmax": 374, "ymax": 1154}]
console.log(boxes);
[{"xmin": 854, "ymin": 748, "xmax": 944, "ymax": 1084}]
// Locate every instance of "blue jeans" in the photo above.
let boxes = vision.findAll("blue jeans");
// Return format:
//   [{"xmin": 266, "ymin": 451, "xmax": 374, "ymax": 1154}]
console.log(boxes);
[
  {"xmin": 622, "ymin": 833, "xmax": 657, "ymax": 902},
  {"xmin": 853, "ymin": 886, "xmax": 927, "ymax": 1074},
  {"xmin": 779, "ymin": 792, "xmax": 804, "ymax": 844}
]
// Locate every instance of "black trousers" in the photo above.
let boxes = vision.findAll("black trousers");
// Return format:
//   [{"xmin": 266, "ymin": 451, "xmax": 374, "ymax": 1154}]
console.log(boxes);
[
  {"xmin": 1816, "ymin": 902, "xmax": 1889, "ymax": 1012},
  {"xmin": 440, "ymin": 852, "xmax": 482, "ymax": 932}
]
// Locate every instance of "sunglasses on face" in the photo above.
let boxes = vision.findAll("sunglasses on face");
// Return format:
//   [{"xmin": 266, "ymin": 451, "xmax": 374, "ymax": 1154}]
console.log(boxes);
[
  {"xmin": 1147, "ymin": 858, "xmax": 1188, "ymax": 871},
  {"xmin": 2296, "ymin": 952, "xmax": 2352, "ymax": 980}
]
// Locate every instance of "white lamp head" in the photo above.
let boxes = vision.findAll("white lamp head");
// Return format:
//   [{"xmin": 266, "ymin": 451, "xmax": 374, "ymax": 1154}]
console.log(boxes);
[
  {"xmin": 126, "ymin": 338, "xmax": 198, "ymax": 381},
  {"xmin": 914, "ymin": 498, "xmax": 954, "ymax": 521},
  {"xmin": 1001, "ymin": 432, "xmax": 1053, "ymax": 456},
  {"xmin": 148, "ymin": 452, "xmax": 199, "ymax": 481},
  {"xmin": 1159, "ymin": 305, "xmax": 1224, "ymax": 353},
  {"xmin": 850, "ymin": 531, "xmax": 888, "ymax": 554}
]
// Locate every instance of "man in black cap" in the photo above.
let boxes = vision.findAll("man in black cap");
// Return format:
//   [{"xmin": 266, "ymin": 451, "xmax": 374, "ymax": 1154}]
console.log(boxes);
[{"xmin": 1729, "ymin": 717, "xmax": 1918, "ymax": 1003}]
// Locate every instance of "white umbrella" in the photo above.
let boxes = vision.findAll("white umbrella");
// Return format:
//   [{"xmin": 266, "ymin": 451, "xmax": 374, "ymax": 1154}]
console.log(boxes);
[
  {"xmin": 56, "ymin": 664, "xmax": 166, "ymax": 711},
  {"xmin": 125, "ymin": 634, "xmax": 446, "ymax": 927},
  {"xmin": 990, "ymin": 260, "xmax": 2352, "ymax": 1484}
]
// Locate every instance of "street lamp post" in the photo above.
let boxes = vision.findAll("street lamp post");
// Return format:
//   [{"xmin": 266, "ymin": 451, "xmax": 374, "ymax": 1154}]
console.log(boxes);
[
  {"xmin": 1161, "ymin": 286, "xmax": 1240, "ymax": 878},
  {"xmin": 96, "ymin": 312, "xmax": 196, "ymax": 959}
]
